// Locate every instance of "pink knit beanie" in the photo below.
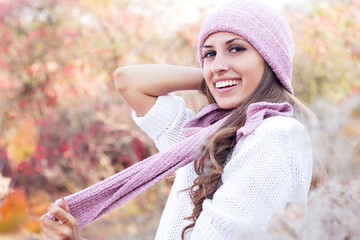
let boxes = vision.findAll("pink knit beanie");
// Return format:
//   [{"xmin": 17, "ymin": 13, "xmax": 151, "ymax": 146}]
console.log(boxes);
[{"xmin": 198, "ymin": 0, "xmax": 294, "ymax": 94}]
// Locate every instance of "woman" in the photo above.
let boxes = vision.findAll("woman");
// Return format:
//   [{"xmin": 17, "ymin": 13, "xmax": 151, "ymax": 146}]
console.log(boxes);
[{"xmin": 41, "ymin": 0, "xmax": 313, "ymax": 239}]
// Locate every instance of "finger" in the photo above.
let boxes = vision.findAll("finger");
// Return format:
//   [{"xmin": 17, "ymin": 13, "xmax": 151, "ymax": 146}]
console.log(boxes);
[
  {"xmin": 49, "ymin": 203, "xmax": 70, "ymax": 224},
  {"xmin": 41, "ymin": 215, "xmax": 72, "ymax": 240},
  {"xmin": 48, "ymin": 203, "xmax": 79, "ymax": 231},
  {"xmin": 41, "ymin": 213, "xmax": 62, "ymax": 239},
  {"xmin": 41, "ymin": 219, "xmax": 55, "ymax": 240},
  {"xmin": 58, "ymin": 197, "xmax": 70, "ymax": 212},
  {"xmin": 41, "ymin": 212, "xmax": 61, "ymax": 232}
]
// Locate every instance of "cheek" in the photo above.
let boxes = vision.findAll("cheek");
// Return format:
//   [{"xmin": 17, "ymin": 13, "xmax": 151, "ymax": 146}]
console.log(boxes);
[
  {"xmin": 202, "ymin": 66, "xmax": 213, "ymax": 86},
  {"xmin": 245, "ymin": 58, "xmax": 265, "ymax": 83}
]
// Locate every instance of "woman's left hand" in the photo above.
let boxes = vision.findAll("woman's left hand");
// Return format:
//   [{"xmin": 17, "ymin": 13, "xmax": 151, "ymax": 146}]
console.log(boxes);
[{"xmin": 40, "ymin": 198, "xmax": 85, "ymax": 240}]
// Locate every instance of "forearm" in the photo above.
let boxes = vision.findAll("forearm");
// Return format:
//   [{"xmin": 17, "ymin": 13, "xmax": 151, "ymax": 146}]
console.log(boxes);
[{"xmin": 114, "ymin": 64, "xmax": 203, "ymax": 116}]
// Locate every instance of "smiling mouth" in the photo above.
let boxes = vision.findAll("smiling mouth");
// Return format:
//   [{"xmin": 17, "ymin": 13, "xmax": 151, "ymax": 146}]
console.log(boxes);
[{"xmin": 215, "ymin": 80, "xmax": 241, "ymax": 89}]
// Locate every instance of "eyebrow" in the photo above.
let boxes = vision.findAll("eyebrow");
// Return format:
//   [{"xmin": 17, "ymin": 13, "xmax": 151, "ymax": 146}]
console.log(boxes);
[{"xmin": 202, "ymin": 37, "xmax": 247, "ymax": 48}]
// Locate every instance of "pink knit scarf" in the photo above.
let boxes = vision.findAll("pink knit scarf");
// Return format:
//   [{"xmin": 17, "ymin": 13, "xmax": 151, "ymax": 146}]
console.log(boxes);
[{"xmin": 47, "ymin": 102, "xmax": 293, "ymax": 229}]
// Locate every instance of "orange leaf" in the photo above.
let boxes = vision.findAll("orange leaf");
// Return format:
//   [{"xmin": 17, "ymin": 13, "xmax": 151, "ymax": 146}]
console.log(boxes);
[
  {"xmin": 3, "ymin": 116, "xmax": 39, "ymax": 163},
  {"xmin": 344, "ymin": 123, "xmax": 360, "ymax": 138},
  {"xmin": 24, "ymin": 218, "xmax": 41, "ymax": 234},
  {"xmin": 28, "ymin": 191, "xmax": 50, "ymax": 216},
  {"xmin": 0, "ymin": 189, "xmax": 29, "ymax": 233},
  {"xmin": 354, "ymin": 85, "xmax": 360, "ymax": 94}
]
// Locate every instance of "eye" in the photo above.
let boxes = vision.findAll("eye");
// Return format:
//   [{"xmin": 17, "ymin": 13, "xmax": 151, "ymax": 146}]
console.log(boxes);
[
  {"xmin": 202, "ymin": 50, "xmax": 216, "ymax": 59},
  {"xmin": 229, "ymin": 45, "xmax": 246, "ymax": 53}
]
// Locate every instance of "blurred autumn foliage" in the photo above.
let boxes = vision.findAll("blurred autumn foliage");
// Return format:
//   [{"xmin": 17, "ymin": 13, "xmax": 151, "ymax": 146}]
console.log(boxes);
[
  {"xmin": 0, "ymin": 0, "xmax": 359, "ymax": 239},
  {"xmin": 288, "ymin": 0, "xmax": 360, "ymax": 102}
]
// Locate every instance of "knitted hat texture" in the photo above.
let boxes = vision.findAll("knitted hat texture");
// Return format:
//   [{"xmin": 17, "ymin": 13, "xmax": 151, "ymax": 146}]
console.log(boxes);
[{"xmin": 198, "ymin": 0, "xmax": 295, "ymax": 94}]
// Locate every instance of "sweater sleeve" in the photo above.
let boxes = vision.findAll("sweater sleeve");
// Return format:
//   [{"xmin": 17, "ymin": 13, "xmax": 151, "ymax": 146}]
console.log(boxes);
[
  {"xmin": 132, "ymin": 94, "xmax": 196, "ymax": 152},
  {"xmin": 190, "ymin": 116, "xmax": 313, "ymax": 240}
]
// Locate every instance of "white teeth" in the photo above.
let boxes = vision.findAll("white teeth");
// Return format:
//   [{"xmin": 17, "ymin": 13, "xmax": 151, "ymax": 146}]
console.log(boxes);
[{"xmin": 216, "ymin": 80, "xmax": 240, "ymax": 88}]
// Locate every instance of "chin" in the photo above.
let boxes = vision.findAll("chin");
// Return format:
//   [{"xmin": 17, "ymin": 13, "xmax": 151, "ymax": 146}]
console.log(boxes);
[{"xmin": 217, "ymin": 102, "xmax": 240, "ymax": 109}]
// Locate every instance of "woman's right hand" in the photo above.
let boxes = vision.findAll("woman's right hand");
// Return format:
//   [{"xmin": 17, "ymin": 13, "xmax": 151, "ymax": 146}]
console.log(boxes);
[{"xmin": 40, "ymin": 198, "xmax": 86, "ymax": 240}]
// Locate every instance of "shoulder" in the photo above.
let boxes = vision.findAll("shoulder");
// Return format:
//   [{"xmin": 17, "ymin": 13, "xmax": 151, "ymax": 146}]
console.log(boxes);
[
  {"xmin": 251, "ymin": 116, "xmax": 310, "ymax": 145},
  {"xmin": 255, "ymin": 116, "xmax": 310, "ymax": 149},
  {"xmin": 256, "ymin": 116, "xmax": 307, "ymax": 134},
  {"xmin": 230, "ymin": 116, "xmax": 311, "ymax": 162}
]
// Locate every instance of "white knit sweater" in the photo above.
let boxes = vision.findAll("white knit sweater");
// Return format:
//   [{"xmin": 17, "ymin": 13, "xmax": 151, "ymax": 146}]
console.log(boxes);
[{"xmin": 133, "ymin": 95, "xmax": 313, "ymax": 240}]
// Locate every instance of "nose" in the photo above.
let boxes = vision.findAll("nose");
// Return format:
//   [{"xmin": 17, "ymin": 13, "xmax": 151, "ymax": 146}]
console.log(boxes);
[{"xmin": 211, "ymin": 53, "xmax": 229, "ymax": 74}]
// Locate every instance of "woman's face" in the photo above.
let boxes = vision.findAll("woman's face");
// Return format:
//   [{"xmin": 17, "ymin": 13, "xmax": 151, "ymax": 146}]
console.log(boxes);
[{"xmin": 201, "ymin": 32, "xmax": 265, "ymax": 109}]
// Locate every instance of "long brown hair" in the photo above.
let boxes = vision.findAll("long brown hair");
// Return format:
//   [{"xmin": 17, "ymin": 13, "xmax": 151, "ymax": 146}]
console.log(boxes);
[{"xmin": 181, "ymin": 64, "xmax": 315, "ymax": 238}]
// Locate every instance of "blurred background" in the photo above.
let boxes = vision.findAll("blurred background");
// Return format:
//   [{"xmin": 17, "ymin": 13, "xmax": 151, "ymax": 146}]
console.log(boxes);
[{"xmin": 0, "ymin": 0, "xmax": 359, "ymax": 239}]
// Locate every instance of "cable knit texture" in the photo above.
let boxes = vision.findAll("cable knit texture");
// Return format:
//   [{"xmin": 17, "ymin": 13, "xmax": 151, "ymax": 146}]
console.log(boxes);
[
  {"xmin": 46, "ymin": 95, "xmax": 299, "ymax": 231},
  {"xmin": 198, "ymin": 0, "xmax": 295, "ymax": 94}
]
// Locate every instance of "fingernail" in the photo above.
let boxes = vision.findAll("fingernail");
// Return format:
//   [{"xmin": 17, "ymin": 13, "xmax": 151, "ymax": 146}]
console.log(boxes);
[{"xmin": 60, "ymin": 197, "xmax": 69, "ymax": 211}]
